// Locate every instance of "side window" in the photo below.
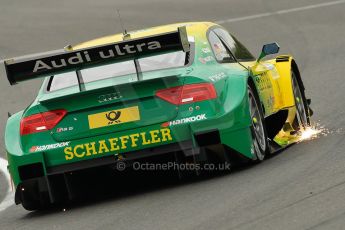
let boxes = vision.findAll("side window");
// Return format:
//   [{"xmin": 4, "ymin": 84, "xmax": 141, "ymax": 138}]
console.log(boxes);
[
  {"xmin": 208, "ymin": 31, "xmax": 234, "ymax": 63},
  {"xmin": 214, "ymin": 28, "xmax": 255, "ymax": 61}
]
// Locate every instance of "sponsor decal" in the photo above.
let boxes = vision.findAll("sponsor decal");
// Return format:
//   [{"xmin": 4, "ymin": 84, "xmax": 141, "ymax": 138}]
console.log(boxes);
[
  {"xmin": 30, "ymin": 142, "xmax": 70, "ymax": 153},
  {"xmin": 213, "ymin": 43, "xmax": 223, "ymax": 53},
  {"xmin": 32, "ymin": 41, "xmax": 162, "ymax": 73},
  {"xmin": 64, "ymin": 128, "xmax": 173, "ymax": 160},
  {"xmin": 209, "ymin": 72, "xmax": 226, "ymax": 82},
  {"xmin": 6, "ymin": 29, "xmax": 191, "ymax": 86},
  {"xmin": 199, "ymin": 56, "xmax": 214, "ymax": 64},
  {"xmin": 161, "ymin": 114, "xmax": 207, "ymax": 127},
  {"xmin": 88, "ymin": 106, "xmax": 140, "ymax": 129},
  {"xmin": 98, "ymin": 92, "xmax": 122, "ymax": 103},
  {"xmin": 105, "ymin": 111, "xmax": 122, "ymax": 124},
  {"xmin": 201, "ymin": 47, "xmax": 211, "ymax": 54},
  {"xmin": 255, "ymin": 73, "xmax": 272, "ymax": 91},
  {"xmin": 56, "ymin": 127, "xmax": 74, "ymax": 133},
  {"xmin": 268, "ymin": 95, "xmax": 275, "ymax": 107}
]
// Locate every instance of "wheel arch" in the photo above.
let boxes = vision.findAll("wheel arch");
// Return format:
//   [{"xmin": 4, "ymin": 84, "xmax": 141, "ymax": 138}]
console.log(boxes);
[
  {"xmin": 291, "ymin": 59, "xmax": 305, "ymax": 92},
  {"xmin": 247, "ymin": 74, "xmax": 266, "ymax": 116},
  {"xmin": 5, "ymin": 111, "xmax": 24, "ymax": 156}
]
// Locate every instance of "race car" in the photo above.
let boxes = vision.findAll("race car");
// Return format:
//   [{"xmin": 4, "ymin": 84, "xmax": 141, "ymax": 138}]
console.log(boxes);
[{"xmin": 2, "ymin": 22, "xmax": 312, "ymax": 210}]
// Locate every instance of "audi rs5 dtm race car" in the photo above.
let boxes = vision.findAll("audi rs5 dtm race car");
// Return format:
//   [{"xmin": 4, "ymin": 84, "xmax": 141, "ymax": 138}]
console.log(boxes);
[{"xmin": 2, "ymin": 22, "xmax": 312, "ymax": 210}]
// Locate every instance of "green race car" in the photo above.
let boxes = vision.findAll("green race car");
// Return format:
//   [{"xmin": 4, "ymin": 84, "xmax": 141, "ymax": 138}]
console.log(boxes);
[{"xmin": 3, "ymin": 22, "xmax": 312, "ymax": 210}]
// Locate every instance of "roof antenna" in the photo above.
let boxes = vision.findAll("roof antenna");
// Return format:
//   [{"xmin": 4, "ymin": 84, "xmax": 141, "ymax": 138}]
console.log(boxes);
[{"xmin": 116, "ymin": 9, "xmax": 130, "ymax": 40}]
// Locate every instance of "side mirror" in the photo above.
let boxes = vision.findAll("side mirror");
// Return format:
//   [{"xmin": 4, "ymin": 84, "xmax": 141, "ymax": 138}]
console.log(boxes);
[{"xmin": 257, "ymin": 42, "xmax": 280, "ymax": 62}]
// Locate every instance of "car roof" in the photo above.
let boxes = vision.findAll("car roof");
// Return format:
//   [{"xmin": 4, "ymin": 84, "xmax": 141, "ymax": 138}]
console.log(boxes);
[{"xmin": 72, "ymin": 21, "xmax": 217, "ymax": 50}]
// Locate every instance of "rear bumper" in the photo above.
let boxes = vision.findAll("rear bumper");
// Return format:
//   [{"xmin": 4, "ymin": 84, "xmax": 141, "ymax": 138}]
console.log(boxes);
[
  {"xmin": 9, "ymin": 128, "xmax": 253, "ymax": 187},
  {"xmin": 13, "ymin": 139, "xmax": 204, "ymax": 206},
  {"xmin": 12, "ymin": 124, "xmax": 254, "ymax": 207}
]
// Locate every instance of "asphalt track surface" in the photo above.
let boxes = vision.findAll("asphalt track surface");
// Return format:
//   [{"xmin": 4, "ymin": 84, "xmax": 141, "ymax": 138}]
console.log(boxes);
[{"xmin": 0, "ymin": 0, "xmax": 345, "ymax": 229}]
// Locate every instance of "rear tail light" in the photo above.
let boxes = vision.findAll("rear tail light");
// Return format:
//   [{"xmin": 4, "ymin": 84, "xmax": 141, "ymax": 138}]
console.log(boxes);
[
  {"xmin": 156, "ymin": 83, "xmax": 217, "ymax": 105},
  {"xmin": 20, "ymin": 110, "xmax": 67, "ymax": 135}
]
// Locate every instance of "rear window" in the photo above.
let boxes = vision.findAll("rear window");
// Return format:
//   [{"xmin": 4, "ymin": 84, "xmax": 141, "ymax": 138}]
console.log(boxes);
[{"xmin": 48, "ymin": 51, "xmax": 188, "ymax": 92}]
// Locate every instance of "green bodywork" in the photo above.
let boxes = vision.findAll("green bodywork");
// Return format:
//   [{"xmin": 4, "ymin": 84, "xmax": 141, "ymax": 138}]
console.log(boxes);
[{"xmin": 5, "ymin": 22, "xmax": 294, "ymax": 187}]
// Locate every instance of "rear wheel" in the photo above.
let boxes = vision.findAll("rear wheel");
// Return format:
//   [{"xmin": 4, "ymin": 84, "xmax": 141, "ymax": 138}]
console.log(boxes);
[
  {"xmin": 21, "ymin": 191, "xmax": 51, "ymax": 211},
  {"xmin": 248, "ymin": 85, "xmax": 268, "ymax": 162},
  {"xmin": 22, "ymin": 199, "xmax": 39, "ymax": 211},
  {"xmin": 17, "ymin": 182, "xmax": 52, "ymax": 211}
]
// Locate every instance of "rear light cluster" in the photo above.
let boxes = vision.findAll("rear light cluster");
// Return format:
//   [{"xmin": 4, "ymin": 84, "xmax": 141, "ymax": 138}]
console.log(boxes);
[
  {"xmin": 20, "ymin": 110, "xmax": 67, "ymax": 135},
  {"xmin": 155, "ymin": 83, "xmax": 217, "ymax": 105}
]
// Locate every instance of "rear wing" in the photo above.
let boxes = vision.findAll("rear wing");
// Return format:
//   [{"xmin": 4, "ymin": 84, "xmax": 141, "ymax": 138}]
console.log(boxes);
[{"xmin": 3, "ymin": 26, "xmax": 189, "ymax": 85}]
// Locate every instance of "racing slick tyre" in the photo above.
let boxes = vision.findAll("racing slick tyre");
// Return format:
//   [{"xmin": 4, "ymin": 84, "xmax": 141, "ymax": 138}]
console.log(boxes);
[
  {"xmin": 21, "ymin": 191, "xmax": 51, "ymax": 211},
  {"xmin": 17, "ymin": 182, "xmax": 51, "ymax": 211},
  {"xmin": 248, "ymin": 84, "xmax": 269, "ymax": 162},
  {"xmin": 21, "ymin": 198, "xmax": 39, "ymax": 211},
  {"xmin": 291, "ymin": 70, "xmax": 310, "ymax": 129}
]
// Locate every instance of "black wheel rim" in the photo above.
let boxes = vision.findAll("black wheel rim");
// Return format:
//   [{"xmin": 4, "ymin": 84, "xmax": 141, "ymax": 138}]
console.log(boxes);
[
  {"xmin": 292, "ymin": 73, "xmax": 308, "ymax": 128},
  {"xmin": 249, "ymin": 88, "xmax": 266, "ymax": 160}
]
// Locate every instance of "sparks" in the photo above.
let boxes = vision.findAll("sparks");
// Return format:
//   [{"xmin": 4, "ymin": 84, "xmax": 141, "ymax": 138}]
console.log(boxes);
[
  {"xmin": 298, "ymin": 127, "xmax": 321, "ymax": 141},
  {"xmin": 297, "ymin": 122, "xmax": 329, "ymax": 142}
]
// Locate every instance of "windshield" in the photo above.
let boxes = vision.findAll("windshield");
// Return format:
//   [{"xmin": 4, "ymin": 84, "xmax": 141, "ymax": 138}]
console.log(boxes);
[{"xmin": 48, "ymin": 51, "xmax": 188, "ymax": 92}]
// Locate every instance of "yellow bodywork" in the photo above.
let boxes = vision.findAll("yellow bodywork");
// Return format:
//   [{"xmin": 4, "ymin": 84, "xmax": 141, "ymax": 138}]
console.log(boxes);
[{"xmin": 245, "ymin": 56, "xmax": 300, "ymax": 145}]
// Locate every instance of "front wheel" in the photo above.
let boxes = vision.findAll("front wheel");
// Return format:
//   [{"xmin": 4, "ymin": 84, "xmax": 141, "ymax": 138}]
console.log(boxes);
[
  {"xmin": 248, "ymin": 85, "xmax": 269, "ymax": 162},
  {"xmin": 291, "ymin": 71, "xmax": 310, "ymax": 130}
]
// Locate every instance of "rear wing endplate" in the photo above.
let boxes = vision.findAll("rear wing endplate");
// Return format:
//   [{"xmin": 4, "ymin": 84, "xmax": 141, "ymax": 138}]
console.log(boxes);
[{"xmin": 3, "ymin": 26, "xmax": 189, "ymax": 85}]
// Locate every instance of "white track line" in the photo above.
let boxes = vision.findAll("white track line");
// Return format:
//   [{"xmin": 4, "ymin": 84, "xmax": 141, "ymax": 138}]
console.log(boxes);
[
  {"xmin": 216, "ymin": 0, "xmax": 345, "ymax": 24},
  {"xmin": 0, "ymin": 158, "xmax": 14, "ymax": 212}
]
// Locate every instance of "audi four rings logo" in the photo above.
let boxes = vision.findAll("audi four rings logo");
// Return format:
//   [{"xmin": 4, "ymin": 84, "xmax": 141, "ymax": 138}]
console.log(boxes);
[{"xmin": 98, "ymin": 92, "xmax": 122, "ymax": 103}]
